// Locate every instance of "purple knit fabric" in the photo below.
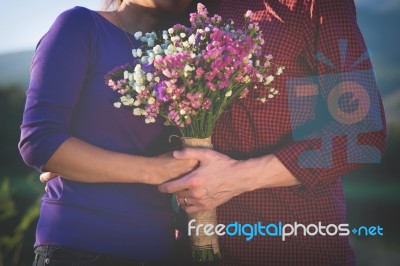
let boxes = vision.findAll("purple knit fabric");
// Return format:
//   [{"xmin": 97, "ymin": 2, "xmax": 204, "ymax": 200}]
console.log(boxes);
[{"xmin": 19, "ymin": 7, "xmax": 176, "ymax": 260}]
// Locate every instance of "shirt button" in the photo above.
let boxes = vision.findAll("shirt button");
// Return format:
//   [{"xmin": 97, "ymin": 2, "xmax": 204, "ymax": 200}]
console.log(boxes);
[{"xmin": 45, "ymin": 258, "xmax": 50, "ymax": 264}]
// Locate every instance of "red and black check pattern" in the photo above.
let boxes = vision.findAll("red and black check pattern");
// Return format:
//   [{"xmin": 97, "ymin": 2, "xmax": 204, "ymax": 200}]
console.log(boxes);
[{"xmin": 198, "ymin": 1, "xmax": 387, "ymax": 265}]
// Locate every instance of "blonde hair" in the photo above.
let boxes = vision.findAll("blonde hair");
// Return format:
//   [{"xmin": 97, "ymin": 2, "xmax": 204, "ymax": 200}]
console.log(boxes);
[{"xmin": 102, "ymin": 0, "xmax": 123, "ymax": 11}]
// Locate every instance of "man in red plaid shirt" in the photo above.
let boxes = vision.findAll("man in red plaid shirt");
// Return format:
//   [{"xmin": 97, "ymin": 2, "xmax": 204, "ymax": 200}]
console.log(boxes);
[{"xmin": 160, "ymin": 0, "xmax": 386, "ymax": 265}]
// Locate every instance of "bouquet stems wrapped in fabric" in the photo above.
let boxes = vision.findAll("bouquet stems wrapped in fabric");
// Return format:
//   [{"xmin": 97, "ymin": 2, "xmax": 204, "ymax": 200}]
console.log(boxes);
[
  {"xmin": 181, "ymin": 136, "xmax": 220, "ymax": 261},
  {"xmin": 105, "ymin": 3, "xmax": 283, "ymax": 262}
]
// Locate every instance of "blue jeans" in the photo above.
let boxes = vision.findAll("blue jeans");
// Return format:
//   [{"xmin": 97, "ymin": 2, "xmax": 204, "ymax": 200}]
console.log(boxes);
[{"xmin": 32, "ymin": 246, "xmax": 168, "ymax": 266}]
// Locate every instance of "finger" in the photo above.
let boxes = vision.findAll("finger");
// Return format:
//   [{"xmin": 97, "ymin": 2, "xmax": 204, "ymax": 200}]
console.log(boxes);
[
  {"xmin": 40, "ymin": 172, "xmax": 51, "ymax": 183},
  {"xmin": 175, "ymin": 190, "xmax": 187, "ymax": 198},
  {"xmin": 158, "ymin": 175, "xmax": 193, "ymax": 193},
  {"xmin": 40, "ymin": 172, "xmax": 58, "ymax": 183},
  {"xmin": 173, "ymin": 148, "xmax": 212, "ymax": 161}
]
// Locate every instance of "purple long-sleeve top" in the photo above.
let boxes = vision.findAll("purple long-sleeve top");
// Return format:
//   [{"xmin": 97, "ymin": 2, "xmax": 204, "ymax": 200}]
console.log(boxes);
[{"xmin": 19, "ymin": 7, "xmax": 177, "ymax": 261}]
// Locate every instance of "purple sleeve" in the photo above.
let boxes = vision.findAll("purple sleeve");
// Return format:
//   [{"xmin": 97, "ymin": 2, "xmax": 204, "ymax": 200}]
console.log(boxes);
[{"xmin": 19, "ymin": 7, "xmax": 93, "ymax": 171}]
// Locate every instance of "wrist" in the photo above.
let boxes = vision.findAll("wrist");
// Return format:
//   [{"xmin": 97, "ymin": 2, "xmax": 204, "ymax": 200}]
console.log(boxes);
[
  {"xmin": 234, "ymin": 154, "xmax": 300, "ymax": 192},
  {"xmin": 234, "ymin": 155, "xmax": 274, "ymax": 193}
]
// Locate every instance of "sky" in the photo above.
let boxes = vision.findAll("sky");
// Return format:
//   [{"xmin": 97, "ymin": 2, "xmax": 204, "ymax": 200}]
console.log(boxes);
[
  {"xmin": 1, "ymin": 0, "xmax": 400, "ymax": 55},
  {"xmin": 1, "ymin": 0, "xmax": 103, "ymax": 54}
]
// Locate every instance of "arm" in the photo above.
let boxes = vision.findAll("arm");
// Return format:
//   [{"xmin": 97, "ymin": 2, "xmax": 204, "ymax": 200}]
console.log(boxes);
[
  {"xmin": 273, "ymin": 0, "xmax": 387, "ymax": 190},
  {"xmin": 19, "ymin": 8, "xmax": 196, "ymax": 185},
  {"xmin": 43, "ymin": 137, "xmax": 197, "ymax": 184}
]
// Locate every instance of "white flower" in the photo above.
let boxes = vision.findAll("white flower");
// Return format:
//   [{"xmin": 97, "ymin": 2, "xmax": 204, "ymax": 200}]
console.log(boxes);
[
  {"xmin": 171, "ymin": 36, "xmax": 180, "ymax": 43},
  {"xmin": 133, "ymin": 68, "xmax": 145, "ymax": 85},
  {"xmin": 146, "ymin": 73, "xmax": 153, "ymax": 82},
  {"xmin": 153, "ymin": 45, "xmax": 162, "ymax": 54},
  {"xmin": 154, "ymin": 77, "xmax": 160, "ymax": 83},
  {"xmin": 182, "ymin": 41, "xmax": 189, "ymax": 48},
  {"xmin": 268, "ymin": 94, "xmax": 274, "ymax": 99},
  {"xmin": 256, "ymin": 73, "xmax": 263, "ymax": 82},
  {"xmin": 163, "ymin": 69, "xmax": 172, "ymax": 77},
  {"xmin": 132, "ymin": 49, "xmax": 137, "ymax": 58},
  {"xmin": 276, "ymin": 66, "xmax": 285, "ymax": 76},
  {"xmin": 147, "ymin": 38, "xmax": 154, "ymax": 47},
  {"xmin": 133, "ymin": 100, "xmax": 141, "ymax": 106},
  {"xmin": 244, "ymin": 10, "xmax": 253, "ymax": 19},
  {"xmin": 180, "ymin": 32, "xmax": 186, "ymax": 38},
  {"xmin": 168, "ymin": 28, "xmax": 174, "ymax": 34},
  {"xmin": 188, "ymin": 34, "xmax": 196, "ymax": 45},
  {"xmin": 145, "ymin": 117, "xmax": 156, "ymax": 124},
  {"xmin": 148, "ymin": 97, "xmax": 155, "ymax": 104},
  {"xmin": 134, "ymin": 31, "xmax": 142, "ymax": 40},
  {"xmin": 184, "ymin": 64, "xmax": 193, "ymax": 73},
  {"xmin": 123, "ymin": 70, "xmax": 129, "ymax": 80},
  {"xmin": 265, "ymin": 75, "xmax": 274, "ymax": 85},
  {"xmin": 140, "ymin": 56, "xmax": 149, "ymax": 64},
  {"xmin": 147, "ymin": 50, "xmax": 155, "ymax": 57},
  {"xmin": 114, "ymin": 102, "xmax": 121, "ymax": 108},
  {"xmin": 225, "ymin": 90, "xmax": 232, "ymax": 97},
  {"xmin": 155, "ymin": 55, "xmax": 162, "ymax": 61},
  {"xmin": 205, "ymin": 27, "xmax": 210, "ymax": 32},
  {"xmin": 121, "ymin": 95, "xmax": 134, "ymax": 106},
  {"xmin": 136, "ymin": 48, "xmax": 143, "ymax": 57},
  {"xmin": 134, "ymin": 64, "xmax": 141, "ymax": 71},
  {"xmin": 140, "ymin": 36, "xmax": 147, "ymax": 43},
  {"xmin": 133, "ymin": 108, "xmax": 144, "ymax": 116},
  {"xmin": 180, "ymin": 109, "xmax": 186, "ymax": 115}
]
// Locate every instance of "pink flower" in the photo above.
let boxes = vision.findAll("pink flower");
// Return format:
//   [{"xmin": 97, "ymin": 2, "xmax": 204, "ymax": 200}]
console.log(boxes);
[
  {"xmin": 197, "ymin": 3, "xmax": 209, "ymax": 17},
  {"xmin": 196, "ymin": 67, "xmax": 204, "ymax": 78}
]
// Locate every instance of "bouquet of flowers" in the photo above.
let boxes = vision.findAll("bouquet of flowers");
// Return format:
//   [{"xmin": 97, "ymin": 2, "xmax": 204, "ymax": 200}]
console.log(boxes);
[{"xmin": 105, "ymin": 3, "xmax": 283, "ymax": 262}]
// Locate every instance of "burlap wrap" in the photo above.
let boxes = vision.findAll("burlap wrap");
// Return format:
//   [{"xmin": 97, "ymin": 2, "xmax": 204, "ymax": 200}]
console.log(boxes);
[{"xmin": 181, "ymin": 137, "xmax": 220, "ymax": 256}]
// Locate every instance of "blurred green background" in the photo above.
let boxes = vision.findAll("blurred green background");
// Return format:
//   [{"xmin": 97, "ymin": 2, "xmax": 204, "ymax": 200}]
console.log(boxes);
[{"xmin": 0, "ymin": 1, "xmax": 399, "ymax": 265}]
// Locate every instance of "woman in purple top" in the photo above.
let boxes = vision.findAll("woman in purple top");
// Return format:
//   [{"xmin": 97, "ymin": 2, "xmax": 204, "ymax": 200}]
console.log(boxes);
[{"xmin": 19, "ymin": 0, "xmax": 197, "ymax": 265}]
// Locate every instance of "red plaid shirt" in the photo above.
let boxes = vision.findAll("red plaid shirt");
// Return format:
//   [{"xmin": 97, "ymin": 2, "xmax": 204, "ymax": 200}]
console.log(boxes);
[{"xmin": 201, "ymin": 1, "xmax": 387, "ymax": 265}]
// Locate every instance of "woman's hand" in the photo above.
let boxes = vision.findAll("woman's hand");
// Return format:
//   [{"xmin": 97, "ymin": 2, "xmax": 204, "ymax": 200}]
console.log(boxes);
[
  {"xmin": 40, "ymin": 172, "xmax": 58, "ymax": 192},
  {"xmin": 158, "ymin": 148, "xmax": 300, "ymax": 214},
  {"xmin": 146, "ymin": 152, "xmax": 199, "ymax": 185}
]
